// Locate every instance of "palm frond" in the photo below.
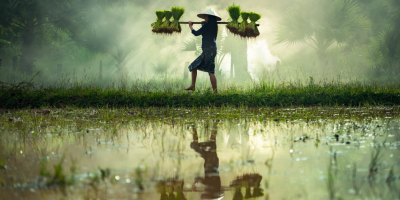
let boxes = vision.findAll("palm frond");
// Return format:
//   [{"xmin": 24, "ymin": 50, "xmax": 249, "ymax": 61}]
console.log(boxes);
[
  {"xmin": 275, "ymin": 4, "xmax": 314, "ymax": 46},
  {"xmin": 0, "ymin": 39, "xmax": 11, "ymax": 44},
  {"xmin": 181, "ymin": 37, "xmax": 198, "ymax": 51},
  {"xmin": 275, "ymin": 0, "xmax": 368, "ymax": 50}
]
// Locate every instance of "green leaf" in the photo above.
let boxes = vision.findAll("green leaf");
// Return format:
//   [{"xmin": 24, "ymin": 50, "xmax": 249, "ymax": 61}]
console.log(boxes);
[{"xmin": 0, "ymin": 39, "xmax": 11, "ymax": 44}]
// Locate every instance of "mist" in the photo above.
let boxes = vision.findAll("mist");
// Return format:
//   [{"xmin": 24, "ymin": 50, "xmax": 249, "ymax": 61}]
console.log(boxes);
[{"xmin": 1, "ymin": 0, "xmax": 400, "ymax": 87}]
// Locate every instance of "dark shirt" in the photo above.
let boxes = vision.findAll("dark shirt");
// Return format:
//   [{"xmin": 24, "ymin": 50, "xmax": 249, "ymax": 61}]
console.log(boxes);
[{"xmin": 191, "ymin": 22, "xmax": 217, "ymax": 48}]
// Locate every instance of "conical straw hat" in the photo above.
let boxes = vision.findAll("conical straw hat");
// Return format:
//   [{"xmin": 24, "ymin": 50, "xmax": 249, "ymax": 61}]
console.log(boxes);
[{"xmin": 197, "ymin": 8, "xmax": 222, "ymax": 21}]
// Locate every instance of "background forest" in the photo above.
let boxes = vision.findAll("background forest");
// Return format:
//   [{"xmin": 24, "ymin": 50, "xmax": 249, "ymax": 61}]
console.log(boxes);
[{"xmin": 0, "ymin": 0, "xmax": 400, "ymax": 86}]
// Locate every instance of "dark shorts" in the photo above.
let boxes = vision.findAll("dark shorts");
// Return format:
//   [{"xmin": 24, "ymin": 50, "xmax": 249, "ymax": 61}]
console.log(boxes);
[{"xmin": 188, "ymin": 46, "xmax": 217, "ymax": 74}]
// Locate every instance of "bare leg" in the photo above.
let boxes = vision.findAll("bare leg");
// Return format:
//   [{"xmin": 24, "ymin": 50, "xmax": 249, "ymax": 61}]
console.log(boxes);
[
  {"xmin": 209, "ymin": 73, "xmax": 218, "ymax": 94},
  {"xmin": 185, "ymin": 68, "xmax": 197, "ymax": 91}
]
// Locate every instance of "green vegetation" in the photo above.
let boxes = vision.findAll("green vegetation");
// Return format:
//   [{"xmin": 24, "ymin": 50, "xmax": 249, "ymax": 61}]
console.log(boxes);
[
  {"xmin": 160, "ymin": 11, "xmax": 173, "ymax": 34},
  {"xmin": 248, "ymin": 12, "xmax": 261, "ymax": 37},
  {"xmin": 236, "ymin": 11, "xmax": 261, "ymax": 38},
  {"xmin": 170, "ymin": 7, "xmax": 185, "ymax": 33},
  {"xmin": 1, "ymin": 0, "xmax": 400, "ymax": 86},
  {"xmin": 1, "ymin": 80, "xmax": 399, "ymax": 108},
  {"xmin": 276, "ymin": 0, "xmax": 368, "ymax": 64},
  {"xmin": 226, "ymin": 4, "xmax": 241, "ymax": 34},
  {"xmin": 2, "ymin": 0, "xmax": 400, "ymax": 199},
  {"xmin": 238, "ymin": 12, "xmax": 250, "ymax": 37},
  {"xmin": 152, "ymin": 11, "xmax": 166, "ymax": 33}
]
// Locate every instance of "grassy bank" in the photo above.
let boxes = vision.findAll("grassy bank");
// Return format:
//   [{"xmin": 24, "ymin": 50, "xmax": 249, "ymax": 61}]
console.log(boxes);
[{"xmin": 1, "ymin": 80, "xmax": 400, "ymax": 108}]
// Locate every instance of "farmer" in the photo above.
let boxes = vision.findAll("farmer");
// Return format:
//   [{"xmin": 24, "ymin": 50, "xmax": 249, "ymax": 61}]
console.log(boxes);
[{"xmin": 184, "ymin": 8, "xmax": 221, "ymax": 94}]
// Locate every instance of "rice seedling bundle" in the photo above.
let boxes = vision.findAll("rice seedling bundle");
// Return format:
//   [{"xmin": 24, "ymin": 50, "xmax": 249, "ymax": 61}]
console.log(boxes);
[
  {"xmin": 238, "ymin": 12, "xmax": 249, "ymax": 37},
  {"xmin": 226, "ymin": 4, "xmax": 241, "ymax": 35},
  {"xmin": 248, "ymin": 12, "xmax": 261, "ymax": 37},
  {"xmin": 171, "ymin": 6, "xmax": 185, "ymax": 33},
  {"xmin": 160, "ymin": 10, "xmax": 173, "ymax": 34},
  {"xmin": 151, "ymin": 11, "xmax": 165, "ymax": 33}
]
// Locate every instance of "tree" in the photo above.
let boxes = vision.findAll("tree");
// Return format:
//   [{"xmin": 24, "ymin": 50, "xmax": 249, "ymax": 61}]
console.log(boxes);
[
  {"xmin": 0, "ymin": 0, "xmax": 138, "ymax": 75},
  {"xmin": 275, "ymin": 0, "xmax": 369, "ymax": 64},
  {"xmin": 364, "ymin": 0, "xmax": 400, "ymax": 78},
  {"xmin": 0, "ymin": 0, "xmax": 45, "ymax": 75},
  {"xmin": 73, "ymin": 4, "xmax": 144, "ymax": 74}
]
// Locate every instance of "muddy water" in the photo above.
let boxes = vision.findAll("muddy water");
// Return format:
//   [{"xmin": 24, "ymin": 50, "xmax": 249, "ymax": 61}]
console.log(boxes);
[{"xmin": 0, "ymin": 108, "xmax": 399, "ymax": 200}]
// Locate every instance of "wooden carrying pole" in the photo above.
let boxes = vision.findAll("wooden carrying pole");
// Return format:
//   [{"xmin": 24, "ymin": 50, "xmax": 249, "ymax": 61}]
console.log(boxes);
[{"xmin": 179, "ymin": 22, "xmax": 260, "ymax": 26}]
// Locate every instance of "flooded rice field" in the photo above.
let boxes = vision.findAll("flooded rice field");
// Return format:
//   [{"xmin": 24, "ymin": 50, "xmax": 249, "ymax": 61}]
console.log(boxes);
[{"xmin": 0, "ymin": 107, "xmax": 399, "ymax": 200}]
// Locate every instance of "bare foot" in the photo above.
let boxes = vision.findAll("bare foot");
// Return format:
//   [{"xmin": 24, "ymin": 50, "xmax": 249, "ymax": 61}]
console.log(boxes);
[{"xmin": 184, "ymin": 86, "xmax": 195, "ymax": 91}]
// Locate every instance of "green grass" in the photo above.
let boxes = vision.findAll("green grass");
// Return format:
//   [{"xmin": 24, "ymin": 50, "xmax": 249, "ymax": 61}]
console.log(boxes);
[{"xmin": 0, "ymin": 80, "xmax": 399, "ymax": 108}]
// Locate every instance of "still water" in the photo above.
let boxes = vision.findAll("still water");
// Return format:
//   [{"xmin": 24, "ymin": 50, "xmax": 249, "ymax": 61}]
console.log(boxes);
[{"xmin": 0, "ymin": 107, "xmax": 399, "ymax": 200}]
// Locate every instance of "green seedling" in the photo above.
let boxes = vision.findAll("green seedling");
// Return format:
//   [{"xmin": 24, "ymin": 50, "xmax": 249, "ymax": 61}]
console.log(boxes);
[
  {"xmin": 248, "ymin": 12, "xmax": 261, "ymax": 37},
  {"xmin": 49, "ymin": 155, "xmax": 66, "ymax": 186},
  {"xmin": 226, "ymin": 4, "xmax": 241, "ymax": 34},
  {"xmin": 238, "ymin": 12, "xmax": 250, "ymax": 37},
  {"xmin": 152, "ymin": 11, "xmax": 166, "ymax": 33},
  {"xmin": 160, "ymin": 10, "xmax": 173, "ymax": 34},
  {"xmin": 171, "ymin": 7, "xmax": 185, "ymax": 33}
]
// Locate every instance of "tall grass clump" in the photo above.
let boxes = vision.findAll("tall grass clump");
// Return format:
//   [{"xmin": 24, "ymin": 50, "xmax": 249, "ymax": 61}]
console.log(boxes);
[
  {"xmin": 171, "ymin": 7, "xmax": 185, "ymax": 33},
  {"xmin": 226, "ymin": 4, "xmax": 241, "ymax": 35},
  {"xmin": 151, "ymin": 11, "xmax": 165, "ymax": 33},
  {"xmin": 248, "ymin": 12, "xmax": 261, "ymax": 37},
  {"xmin": 238, "ymin": 12, "xmax": 250, "ymax": 37},
  {"xmin": 160, "ymin": 10, "xmax": 173, "ymax": 34}
]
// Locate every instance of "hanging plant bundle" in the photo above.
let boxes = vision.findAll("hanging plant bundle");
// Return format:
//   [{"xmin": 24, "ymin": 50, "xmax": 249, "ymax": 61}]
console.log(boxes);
[
  {"xmin": 160, "ymin": 10, "xmax": 173, "ymax": 33},
  {"xmin": 151, "ymin": 11, "xmax": 165, "ymax": 33},
  {"xmin": 170, "ymin": 6, "xmax": 185, "ymax": 33},
  {"xmin": 237, "ymin": 12, "xmax": 250, "ymax": 37},
  {"xmin": 226, "ymin": 4, "xmax": 241, "ymax": 35},
  {"xmin": 248, "ymin": 12, "xmax": 261, "ymax": 37}
]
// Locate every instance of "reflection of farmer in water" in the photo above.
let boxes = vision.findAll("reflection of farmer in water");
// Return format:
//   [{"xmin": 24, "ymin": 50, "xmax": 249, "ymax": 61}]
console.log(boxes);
[{"xmin": 191, "ymin": 123, "xmax": 224, "ymax": 200}]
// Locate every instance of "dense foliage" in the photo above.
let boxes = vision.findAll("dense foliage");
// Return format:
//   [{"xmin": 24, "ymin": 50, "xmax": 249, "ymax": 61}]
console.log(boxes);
[
  {"xmin": 0, "ymin": 0, "xmax": 400, "ymax": 84},
  {"xmin": 275, "ymin": 0, "xmax": 400, "ymax": 80}
]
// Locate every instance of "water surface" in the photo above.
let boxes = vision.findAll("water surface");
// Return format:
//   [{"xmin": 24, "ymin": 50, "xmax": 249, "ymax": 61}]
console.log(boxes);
[{"xmin": 0, "ymin": 107, "xmax": 399, "ymax": 200}]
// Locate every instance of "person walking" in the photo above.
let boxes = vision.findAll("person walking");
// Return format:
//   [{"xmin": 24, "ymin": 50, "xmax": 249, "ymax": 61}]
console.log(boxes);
[{"xmin": 184, "ymin": 8, "xmax": 221, "ymax": 94}]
